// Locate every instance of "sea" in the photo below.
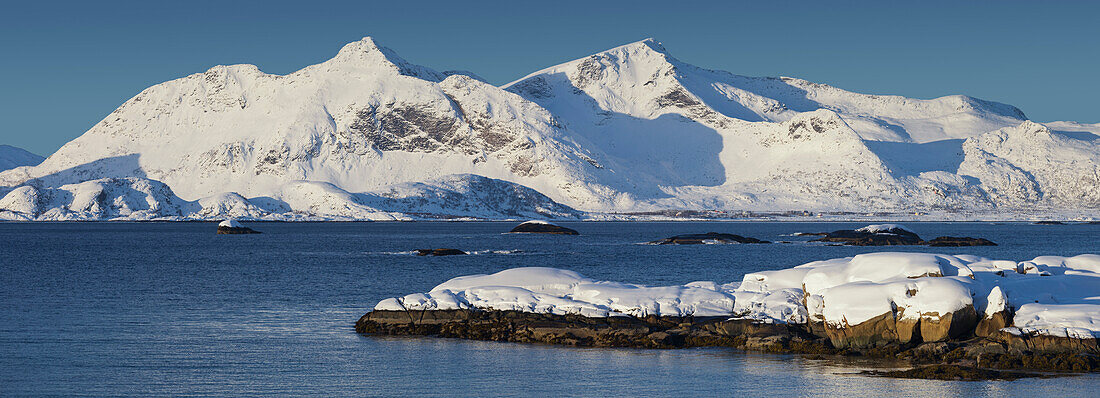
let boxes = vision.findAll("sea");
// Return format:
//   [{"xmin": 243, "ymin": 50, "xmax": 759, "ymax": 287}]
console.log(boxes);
[{"xmin": 1, "ymin": 221, "xmax": 1097, "ymax": 396}]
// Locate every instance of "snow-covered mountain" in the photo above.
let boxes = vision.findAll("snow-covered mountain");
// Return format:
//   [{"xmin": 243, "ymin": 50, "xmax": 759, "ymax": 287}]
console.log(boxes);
[
  {"xmin": 1, "ymin": 37, "xmax": 1097, "ymax": 220},
  {"xmin": 0, "ymin": 145, "xmax": 44, "ymax": 172}
]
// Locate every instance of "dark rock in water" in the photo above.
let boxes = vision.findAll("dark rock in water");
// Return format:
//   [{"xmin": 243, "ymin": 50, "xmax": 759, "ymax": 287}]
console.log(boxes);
[
  {"xmin": 861, "ymin": 365, "xmax": 1045, "ymax": 381},
  {"xmin": 509, "ymin": 221, "xmax": 578, "ymax": 235},
  {"xmin": 217, "ymin": 226, "xmax": 261, "ymax": 234},
  {"xmin": 647, "ymin": 232, "xmax": 769, "ymax": 245},
  {"xmin": 216, "ymin": 219, "xmax": 260, "ymax": 234},
  {"xmin": 926, "ymin": 236, "xmax": 997, "ymax": 247},
  {"xmin": 355, "ymin": 308, "xmax": 1100, "ymax": 378},
  {"xmin": 1034, "ymin": 221, "xmax": 1065, "ymax": 225},
  {"xmin": 416, "ymin": 248, "xmax": 467, "ymax": 256},
  {"xmin": 812, "ymin": 225, "xmax": 922, "ymax": 246}
]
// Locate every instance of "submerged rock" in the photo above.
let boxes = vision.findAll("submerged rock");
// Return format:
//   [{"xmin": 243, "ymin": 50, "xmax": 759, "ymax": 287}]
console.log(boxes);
[
  {"xmin": 647, "ymin": 232, "xmax": 769, "ymax": 245},
  {"xmin": 416, "ymin": 248, "xmax": 467, "ymax": 256},
  {"xmin": 509, "ymin": 220, "xmax": 579, "ymax": 235},
  {"xmin": 926, "ymin": 236, "xmax": 997, "ymax": 246},
  {"xmin": 861, "ymin": 364, "xmax": 1045, "ymax": 381},
  {"xmin": 216, "ymin": 219, "xmax": 260, "ymax": 234}
]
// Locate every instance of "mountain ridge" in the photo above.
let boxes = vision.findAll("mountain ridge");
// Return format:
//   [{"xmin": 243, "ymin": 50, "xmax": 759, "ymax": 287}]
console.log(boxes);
[{"xmin": 1, "ymin": 37, "xmax": 1097, "ymax": 221}]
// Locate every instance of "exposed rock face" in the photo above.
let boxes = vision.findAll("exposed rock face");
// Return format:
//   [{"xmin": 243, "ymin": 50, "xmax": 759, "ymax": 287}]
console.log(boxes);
[
  {"xmin": 991, "ymin": 330, "xmax": 1100, "ymax": 355},
  {"xmin": 822, "ymin": 307, "xmax": 979, "ymax": 349},
  {"xmin": 976, "ymin": 309, "xmax": 1013, "ymax": 337},
  {"xmin": 508, "ymin": 221, "xmax": 579, "ymax": 235},
  {"xmin": 926, "ymin": 236, "xmax": 998, "ymax": 246},
  {"xmin": 416, "ymin": 248, "xmax": 467, "ymax": 256},
  {"xmin": 357, "ymin": 309, "xmax": 810, "ymax": 349},
  {"xmin": 646, "ymin": 232, "xmax": 769, "ymax": 245}
]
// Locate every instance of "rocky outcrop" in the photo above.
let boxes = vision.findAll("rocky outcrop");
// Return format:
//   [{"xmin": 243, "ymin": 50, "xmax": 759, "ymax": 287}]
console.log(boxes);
[
  {"xmin": 509, "ymin": 221, "xmax": 579, "ymax": 235},
  {"xmin": 216, "ymin": 219, "xmax": 260, "ymax": 234},
  {"xmin": 990, "ymin": 330, "xmax": 1100, "ymax": 355},
  {"xmin": 812, "ymin": 225, "xmax": 923, "ymax": 246},
  {"xmin": 926, "ymin": 236, "xmax": 997, "ymax": 246},
  {"xmin": 357, "ymin": 309, "xmax": 811, "ymax": 349},
  {"xmin": 356, "ymin": 308, "xmax": 1099, "ymax": 378},
  {"xmin": 808, "ymin": 225, "xmax": 996, "ymax": 247},
  {"xmin": 646, "ymin": 232, "xmax": 769, "ymax": 245},
  {"xmin": 416, "ymin": 248, "xmax": 467, "ymax": 256}
]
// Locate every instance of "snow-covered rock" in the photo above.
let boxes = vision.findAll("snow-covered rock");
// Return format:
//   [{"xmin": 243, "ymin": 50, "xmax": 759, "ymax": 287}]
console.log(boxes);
[
  {"xmin": 218, "ymin": 219, "xmax": 242, "ymax": 228},
  {"xmin": 374, "ymin": 252, "xmax": 1100, "ymax": 346}
]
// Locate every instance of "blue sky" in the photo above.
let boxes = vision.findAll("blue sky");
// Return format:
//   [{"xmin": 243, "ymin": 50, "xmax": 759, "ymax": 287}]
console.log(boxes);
[{"xmin": 1, "ymin": 0, "xmax": 1097, "ymax": 156}]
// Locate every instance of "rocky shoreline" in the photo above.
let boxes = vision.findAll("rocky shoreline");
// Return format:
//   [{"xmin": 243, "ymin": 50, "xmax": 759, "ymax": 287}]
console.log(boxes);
[{"xmin": 356, "ymin": 309, "xmax": 1099, "ymax": 379}]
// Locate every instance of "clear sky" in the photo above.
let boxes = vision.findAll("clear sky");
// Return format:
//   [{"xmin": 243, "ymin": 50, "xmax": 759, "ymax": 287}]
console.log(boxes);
[{"xmin": 1, "ymin": 0, "xmax": 1097, "ymax": 156}]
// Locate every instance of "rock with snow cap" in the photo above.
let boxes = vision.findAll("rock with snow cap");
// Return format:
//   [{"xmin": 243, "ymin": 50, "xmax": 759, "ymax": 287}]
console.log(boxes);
[
  {"xmin": 508, "ymin": 220, "xmax": 579, "ymax": 235},
  {"xmin": 216, "ymin": 219, "xmax": 260, "ymax": 234}
]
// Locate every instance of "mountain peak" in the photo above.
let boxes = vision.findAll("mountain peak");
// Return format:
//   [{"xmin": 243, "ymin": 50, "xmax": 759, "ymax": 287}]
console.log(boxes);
[
  {"xmin": 600, "ymin": 37, "xmax": 673, "ymax": 60},
  {"xmin": 325, "ymin": 37, "xmax": 445, "ymax": 81}
]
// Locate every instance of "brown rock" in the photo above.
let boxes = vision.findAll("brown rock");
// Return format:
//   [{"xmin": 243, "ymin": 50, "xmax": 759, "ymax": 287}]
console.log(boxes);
[{"xmin": 975, "ymin": 309, "xmax": 1013, "ymax": 337}]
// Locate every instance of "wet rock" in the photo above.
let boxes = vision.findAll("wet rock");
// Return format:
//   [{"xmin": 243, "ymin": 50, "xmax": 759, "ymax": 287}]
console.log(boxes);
[
  {"xmin": 509, "ymin": 221, "xmax": 579, "ymax": 235},
  {"xmin": 926, "ymin": 236, "xmax": 997, "ymax": 246},
  {"xmin": 991, "ymin": 329, "xmax": 1100, "ymax": 355},
  {"xmin": 416, "ymin": 248, "xmax": 467, "ymax": 256},
  {"xmin": 646, "ymin": 232, "xmax": 769, "ymax": 245},
  {"xmin": 356, "ymin": 308, "xmax": 1100, "ymax": 378},
  {"xmin": 861, "ymin": 364, "xmax": 1046, "ymax": 381},
  {"xmin": 1033, "ymin": 221, "xmax": 1065, "ymax": 225}
]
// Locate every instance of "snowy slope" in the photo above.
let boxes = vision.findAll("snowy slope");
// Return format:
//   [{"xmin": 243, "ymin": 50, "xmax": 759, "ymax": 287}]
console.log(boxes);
[
  {"xmin": 0, "ymin": 38, "xmax": 611, "ymax": 212},
  {"xmin": 0, "ymin": 37, "xmax": 1097, "ymax": 219},
  {"xmin": 0, "ymin": 145, "xmax": 44, "ymax": 172},
  {"xmin": 0, "ymin": 173, "xmax": 579, "ymax": 221}
]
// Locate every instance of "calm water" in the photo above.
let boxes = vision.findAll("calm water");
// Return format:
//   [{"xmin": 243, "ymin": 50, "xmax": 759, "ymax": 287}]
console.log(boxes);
[{"xmin": 1, "ymin": 221, "xmax": 1097, "ymax": 396}]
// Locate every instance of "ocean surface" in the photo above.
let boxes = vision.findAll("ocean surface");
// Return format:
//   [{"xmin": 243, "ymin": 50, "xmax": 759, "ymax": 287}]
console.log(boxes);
[{"xmin": 1, "ymin": 221, "xmax": 1097, "ymax": 396}]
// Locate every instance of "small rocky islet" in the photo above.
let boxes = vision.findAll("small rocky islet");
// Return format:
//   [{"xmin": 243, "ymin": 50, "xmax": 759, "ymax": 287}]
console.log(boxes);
[
  {"xmin": 215, "ymin": 219, "xmax": 260, "ymax": 234},
  {"xmin": 646, "ymin": 232, "xmax": 769, "ymax": 245},
  {"xmin": 806, "ymin": 224, "xmax": 995, "ymax": 246},
  {"xmin": 358, "ymin": 250, "xmax": 1100, "ymax": 380},
  {"xmin": 508, "ymin": 220, "xmax": 579, "ymax": 235},
  {"xmin": 416, "ymin": 248, "xmax": 467, "ymax": 256}
]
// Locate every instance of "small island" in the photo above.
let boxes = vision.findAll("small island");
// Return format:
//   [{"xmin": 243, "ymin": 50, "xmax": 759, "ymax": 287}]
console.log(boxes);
[
  {"xmin": 809, "ymin": 224, "xmax": 995, "ymax": 246},
  {"xmin": 358, "ymin": 253, "xmax": 1099, "ymax": 379},
  {"xmin": 416, "ymin": 248, "xmax": 467, "ymax": 256},
  {"xmin": 215, "ymin": 219, "xmax": 261, "ymax": 234},
  {"xmin": 646, "ymin": 232, "xmax": 769, "ymax": 245},
  {"xmin": 508, "ymin": 220, "xmax": 579, "ymax": 235}
]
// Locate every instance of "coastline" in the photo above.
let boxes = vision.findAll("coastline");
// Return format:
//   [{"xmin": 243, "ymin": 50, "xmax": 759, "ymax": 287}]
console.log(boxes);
[{"xmin": 356, "ymin": 309, "xmax": 1100, "ymax": 379}]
